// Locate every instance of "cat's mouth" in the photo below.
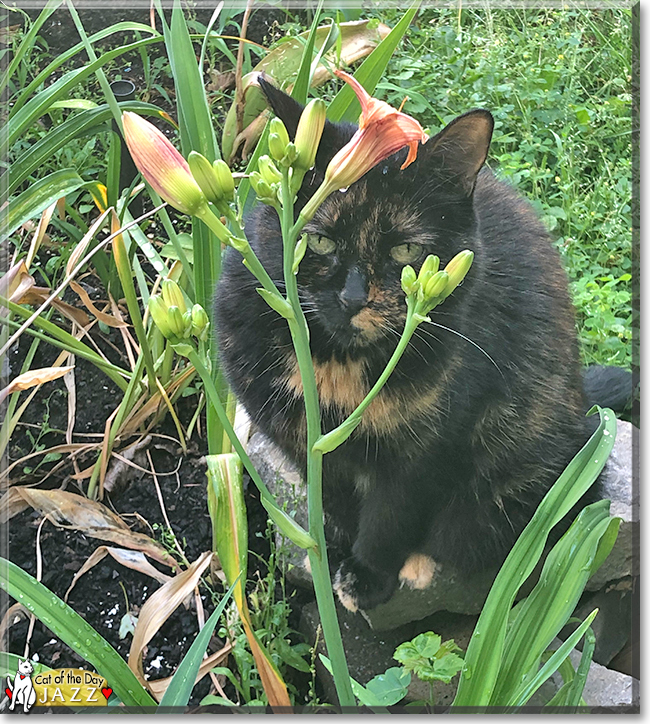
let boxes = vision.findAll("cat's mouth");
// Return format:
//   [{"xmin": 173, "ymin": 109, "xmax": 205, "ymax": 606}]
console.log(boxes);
[{"xmin": 349, "ymin": 308, "xmax": 385, "ymax": 344}]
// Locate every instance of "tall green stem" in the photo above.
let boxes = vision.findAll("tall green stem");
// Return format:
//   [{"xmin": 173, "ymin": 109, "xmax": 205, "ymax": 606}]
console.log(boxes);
[{"xmin": 279, "ymin": 169, "xmax": 355, "ymax": 707}]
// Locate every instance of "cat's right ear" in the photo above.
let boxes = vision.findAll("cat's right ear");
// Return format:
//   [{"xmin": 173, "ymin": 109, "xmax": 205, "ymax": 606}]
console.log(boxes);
[
  {"xmin": 257, "ymin": 74, "xmax": 356, "ymax": 170},
  {"xmin": 423, "ymin": 109, "xmax": 494, "ymax": 196}
]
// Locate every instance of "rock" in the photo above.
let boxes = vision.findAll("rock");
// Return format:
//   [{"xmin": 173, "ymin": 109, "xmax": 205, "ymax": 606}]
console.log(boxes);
[
  {"xmin": 586, "ymin": 419, "xmax": 638, "ymax": 590},
  {"xmin": 247, "ymin": 420, "xmax": 637, "ymax": 631},
  {"xmin": 560, "ymin": 577, "xmax": 636, "ymax": 668}
]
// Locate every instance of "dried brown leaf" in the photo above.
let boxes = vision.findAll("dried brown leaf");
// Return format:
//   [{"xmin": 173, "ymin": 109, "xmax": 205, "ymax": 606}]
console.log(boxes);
[
  {"xmin": 64, "ymin": 546, "xmax": 172, "ymax": 601},
  {"xmin": 2, "ymin": 488, "xmax": 177, "ymax": 568},
  {"xmin": 128, "ymin": 552, "xmax": 213, "ymax": 687},
  {"xmin": 147, "ymin": 644, "xmax": 232, "ymax": 703},
  {"xmin": 70, "ymin": 281, "xmax": 129, "ymax": 328}
]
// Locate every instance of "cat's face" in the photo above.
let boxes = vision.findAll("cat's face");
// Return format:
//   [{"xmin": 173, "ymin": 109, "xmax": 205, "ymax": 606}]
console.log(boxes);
[
  {"xmin": 257, "ymin": 77, "xmax": 493, "ymax": 355},
  {"xmin": 18, "ymin": 659, "xmax": 33, "ymax": 676}
]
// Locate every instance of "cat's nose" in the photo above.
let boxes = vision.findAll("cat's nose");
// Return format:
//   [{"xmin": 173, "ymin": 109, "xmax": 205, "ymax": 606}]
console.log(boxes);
[{"xmin": 339, "ymin": 266, "xmax": 368, "ymax": 315}]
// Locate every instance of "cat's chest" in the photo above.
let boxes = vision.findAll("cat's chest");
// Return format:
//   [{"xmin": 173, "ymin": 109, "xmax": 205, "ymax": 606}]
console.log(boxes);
[{"xmin": 273, "ymin": 350, "xmax": 460, "ymax": 438}]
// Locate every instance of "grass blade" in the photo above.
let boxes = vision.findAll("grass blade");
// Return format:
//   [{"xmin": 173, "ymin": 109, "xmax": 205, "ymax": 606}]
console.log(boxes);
[
  {"xmin": 452, "ymin": 407, "xmax": 616, "ymax": 707},
  {"xmin": 159, "ymin": 577, "xmax": 238, "ymax": 707},
  {"xmin": 510, "ymin": 610, "xmax": 599, "ymax": 708},
  {"xmin": 292, "ymin": 0, "xmax": 324, "ymax": 104},
  {"xmin": 327, "ymin": 1, "xmax": 420, "ymax": 123},
  {"xmin": 0, "ymin": 0, "xmax": 63, "ymax": 98},
  {"xmin": 562, "ymin": 626, "xmax": 596, "ymax": 707},
  {"xmin": 1, "ymin": 170, "xmax": 84, "ymax": 244},
  {"xmin": 0, "ymin": 558, "xmax": 155, "ymax": 707}
]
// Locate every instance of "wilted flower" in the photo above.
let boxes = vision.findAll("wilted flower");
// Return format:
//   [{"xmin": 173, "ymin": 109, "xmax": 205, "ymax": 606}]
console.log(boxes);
[
  {"xmin": 122, "ymin": 112, "xmax": 207, "ymax": 216},
  {"xmin": 301, "ymin": 70, "xmax": 428, "ymax": 221}
]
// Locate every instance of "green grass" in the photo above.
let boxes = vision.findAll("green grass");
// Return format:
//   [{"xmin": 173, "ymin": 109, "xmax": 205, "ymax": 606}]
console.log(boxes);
[{"xmin": 372, "ymin": 6, "xmax": 633, "ymax": 367}]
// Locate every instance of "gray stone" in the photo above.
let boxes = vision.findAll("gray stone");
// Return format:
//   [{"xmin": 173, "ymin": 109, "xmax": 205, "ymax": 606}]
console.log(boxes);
[{"xmin": 248, "ymin": 420, "xmax": 637, "ymax": 630}]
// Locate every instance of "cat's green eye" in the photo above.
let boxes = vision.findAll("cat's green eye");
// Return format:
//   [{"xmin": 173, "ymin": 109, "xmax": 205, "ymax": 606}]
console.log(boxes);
[
  {"xmin": 307, "ymin": 234, "xmax": 337, "ymax": 255},
  {"xmin": 390, "ymin": 243, "xmax": 423, "ymax": 264}
]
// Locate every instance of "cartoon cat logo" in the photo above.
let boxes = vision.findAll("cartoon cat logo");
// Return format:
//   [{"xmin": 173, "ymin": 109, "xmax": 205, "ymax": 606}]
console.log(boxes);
[{"xmin": 6, "ymin": 658, "xmax": 36, "ymax": 713}]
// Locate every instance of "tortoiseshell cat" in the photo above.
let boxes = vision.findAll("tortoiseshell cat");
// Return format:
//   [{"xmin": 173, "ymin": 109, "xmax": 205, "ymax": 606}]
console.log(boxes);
[{"xmin": 215, "ymin": 80, "xmax": 604, "ymax": 612}]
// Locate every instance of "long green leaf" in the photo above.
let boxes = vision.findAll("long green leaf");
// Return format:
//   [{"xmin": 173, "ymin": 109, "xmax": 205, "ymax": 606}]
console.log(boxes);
[
  {"xmin": 292, "ymin": 0, "xmax": 324, "ymax": 104},
  {"xmin": 327, "ymin": 1, "xmax": 420, "ymax": 123},
  {"xmin": 562, "ymin": 626, "xmax": 596, "ymax": 708},
  {"xmin": 0, "ymin": 170, "xmax": 84, "ymax": 244},
  {"xmin": 452, "ymin": 407, "xmax": 616, "ymax": 707},
  {"xmin": 491, "ymin": 501, "xmax": 614, "ymax": 704},
  {"xmin": 3, "ymin": 35, "xmax": 161, "ymax": 155},
  {"xmin": 510, "ymin": 610, "xmax": 598, "ymax": 707},
  {"xmin": 0, "ymin": 558, "xmax": 156, "ymax": 707},
  {"xmin": 10, "ymin": 22, "xmax": 160, "ymax": 117},
  {"xmin": 159, "ymin": 577, "xmax": 238, "ymax": 707},
  {"xmin": 0, "ymin": 0, "xmax": 64, "ymax": 98}
]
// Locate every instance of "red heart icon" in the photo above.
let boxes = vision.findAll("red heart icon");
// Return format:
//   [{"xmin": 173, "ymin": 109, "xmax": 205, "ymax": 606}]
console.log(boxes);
[
  {"xmin": 5, "ymin": 687, "xmax": 12, "ymax": 699},
  {"xmin": 101, "ymin": 687, "xmax": 112, "ymax": 700}
]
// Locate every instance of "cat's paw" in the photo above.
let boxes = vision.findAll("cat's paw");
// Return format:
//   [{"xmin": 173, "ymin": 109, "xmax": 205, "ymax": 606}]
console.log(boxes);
[
  {"xmin": 398, "ymin": 553, "xmax": 437, "ymax": 590},
  {"xmin": 333, "ymin": 558, "xmax": 396, "ymax": 613}
]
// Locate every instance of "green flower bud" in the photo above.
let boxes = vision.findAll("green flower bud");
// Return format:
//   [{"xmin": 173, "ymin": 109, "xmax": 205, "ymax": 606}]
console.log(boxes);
[
  {"xmin": 167, "ymin": 305, "xmax": 187, "ymax": 338},
  {"xmin": 418, "ymin": 254, "xmax": 440, "ymax": 282},
  {"xmin": 292, "ymin": 234, "xmax": 308, "ymax": 274},
  {"xmin": 261, "ymin": 496, "xmax": 317, "ymax": 550},
  {"xmin": 293, "ymin": 98, "xmax": 326, "ymax": 172},
  {"xmin": 191, "ymin": 304, "xmax": 210, "ymax": 341},
  {"xmin": 443, "ymin": 250, "xmax": 474, "ymax": 297},
  {"xmin": 424, "ymin": 270, "xmax": 449, "ymax": 300},
  {"xmin": 148, "ymin": 294, "xmax": 173, "ymax": 338},
  {"xmin": 256, "ymin": 288, "xmax": 295, "ymax": 320},
  {"xmin": 213, "ymin": 159, "xmax": 235, "ymax": 202},
  {"xmin": 249, "ymin": 171, "xmax": 275, "ymax": 202},
  {"xmin": 401, "ymin": 265, "xmax": 418, "ymax": 295},
  {"xmin": 188, "ymin": 151, "xmax": 223, "ymax": 204},
  {"xmin": 161, "ymin": 279, "xmax": 187, "ymax": 315},
  {"xmin": 258, "ymin": 155, "xmax": 282, "ymax": 185},
  {"xmin": 268, "ymin": 133, "xmax": 287, "ymax": 163},
  {"xmin": 283, "ymin": 142, "xmax": 299, "ymax": 167},
  {"xmin": 269, "ymin": 118, "xmax": 290, "ymax": 157}
]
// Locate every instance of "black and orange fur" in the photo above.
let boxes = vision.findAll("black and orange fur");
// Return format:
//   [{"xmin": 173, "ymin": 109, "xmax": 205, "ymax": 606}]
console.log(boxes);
[{"xmin": 215, "ymin": 80, "xmax": 603, "ymax": 611}]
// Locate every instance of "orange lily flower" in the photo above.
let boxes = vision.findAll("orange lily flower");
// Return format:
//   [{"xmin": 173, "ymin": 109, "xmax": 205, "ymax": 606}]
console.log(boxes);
[
  {"xmin": 300, "ymin": 70, "xmax": 428, "ymax": 220},
  {"xmin": 122, "ymin": 112, "xmax": 207, "ymax": 216}
]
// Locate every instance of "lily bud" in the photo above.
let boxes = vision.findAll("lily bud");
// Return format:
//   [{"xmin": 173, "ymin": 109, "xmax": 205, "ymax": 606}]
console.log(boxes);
[
  {"xmin": 424, "ymin": 270, "xmax": 449, "ymax": 300},
  {"xmin": 401, "ymin": 265, "xmax": 418, "ymax": 295},
  {"xmin": 292, "ymin": 234, "xmax": 308, "ymax": 274},
  {"xmin": 191, "ymin": 304, "xmax": 210, "ymax": 341},
  {"xmin": 249, "ymin": 171, "xmax": 276, "ymax": 204},
  {"xmin": 418, "ymin": 255, "xmax": 440, "ymax": 281},
  {"xmin": 258, "ymin": 155, "xmax": 282, "ymax": 186},
  {"xmin": 188, "ymin": 151, "xmax": 222, "ymax": 204},
  {"xmin": 122, "ymin": 112, "xmax": 207, "ymax": 216},
  {"xmin": 268, "ymin": 118, "xmax": 291, "ymax": 160},
  {"xmin": 161, "ymin": 279, "xmax": 187, "ymax": 315},
  {"xmin": 167, "ymin": 306, "xmax": 188, "ymax": 338},
  {"xmin": 148, "ymin": 294, "xmax": 173, "ymax": 338},
  {"xmin": 213, "ymin": 159, "xmax": 235, "ymax": 202},
  {"xmin": 443, "ymin": 250, "xmax": 474, "ymax": 297},
  {"xmin": 293, "ymin": 98, "xmax": 326, "ymax": 172}
]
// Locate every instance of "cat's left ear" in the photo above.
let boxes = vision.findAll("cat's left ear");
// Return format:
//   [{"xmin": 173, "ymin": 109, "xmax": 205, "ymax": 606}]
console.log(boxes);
[{"xmin": 422, "ymin": 110, "xmax": 494, "ymax": 196}]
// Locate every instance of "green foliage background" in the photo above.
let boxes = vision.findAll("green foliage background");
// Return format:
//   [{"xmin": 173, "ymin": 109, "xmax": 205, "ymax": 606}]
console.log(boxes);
[{"xmin": 370, "ymin": 7, "xmax": 633, "ymax": 368}]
